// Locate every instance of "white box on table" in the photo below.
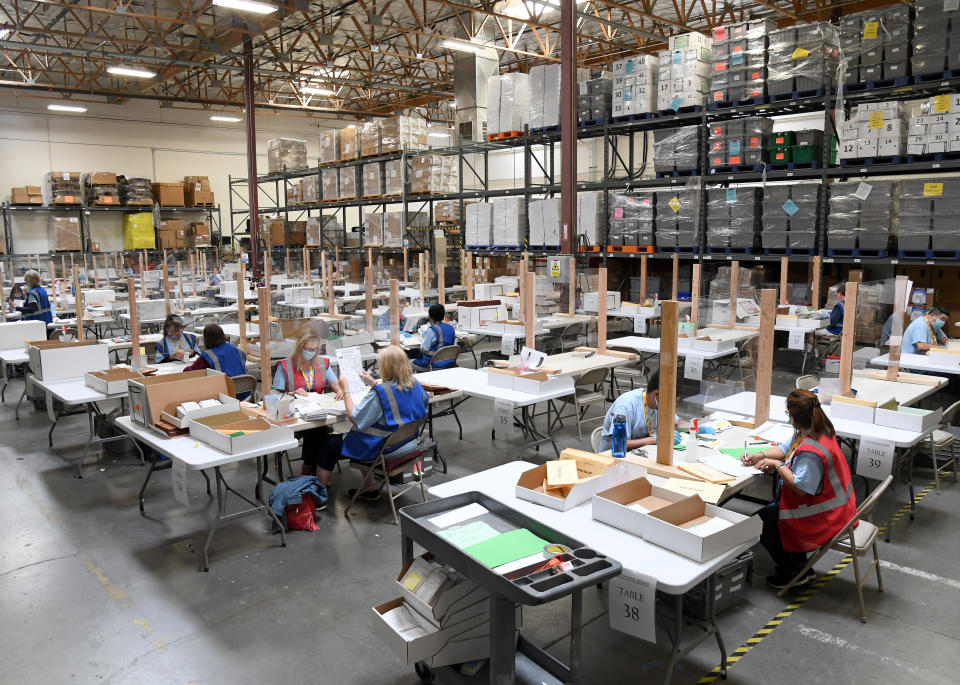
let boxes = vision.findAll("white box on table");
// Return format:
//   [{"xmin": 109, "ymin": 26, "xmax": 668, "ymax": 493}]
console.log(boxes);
[
  {"xmin": 84, "ymin": 368, "xmax": 144, "ymax": 395},
  {"xmin": 828, "ymin": 395, "xmax": 880, "ymax": 423},
  {"xmin": 189, "ymin": 408, "xmax": 294, "ymax": 453},
  {"xmin": 516, "ymin": 460, "xmax": 620, "ymax": 511},
  {"xmin": 128, "ymin": 369, "xmax": 232, "ymax": 429},
  {"xmin": 583, "ymin": 292, "xmax": 621, "ymax": 312},
  {"xmin": 927, "ymin": 348, "xmax": 960, "ymax": 365},
  {"xmin": 27, "ymin": 340, "xmax": 109, "ymax": 381},
  {"xmin": 691, "ymin": 337, "xmax": 735, "ymax": 353},
  {"xmin": 644, "ymin": 496, "xmax": 761, "ymax": 562},
  {"xmin": 592, "ymin": 477, "xmax": 689, "ymax": 537},
  {"xmin": 473, "ymin": 283, "xmax": 505, "ymax": 299},
  {"xmin": 0, "ymin": 320, "xmax": 46, "ymax": 349},
  {"xmin": 874, "ymin": 406, "xmax": 941, "ymax": 433},
  {"xmin": 458, "ymin": 301, "xmax": 508, "ymax": 329}
]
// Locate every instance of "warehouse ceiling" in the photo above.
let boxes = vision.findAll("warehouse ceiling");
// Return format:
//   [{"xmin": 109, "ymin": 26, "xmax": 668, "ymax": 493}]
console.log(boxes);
[{"xmin": 0, "ymin": 0, "xmax": 877, "ymax": 120}]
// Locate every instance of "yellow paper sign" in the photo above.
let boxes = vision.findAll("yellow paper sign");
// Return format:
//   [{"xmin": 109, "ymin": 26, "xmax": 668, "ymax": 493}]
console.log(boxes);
[
  {"xmin": 862, "ymin": 21, "xmax": 879, "ymax": 40},
  {"xmin": 924, "ymin": 183, "xmax": 944, "ymax": 197},
  {"xmin": 934, "ymin": 94, "xmax": 950, "ymax": 113},
  {"xmin": 668, "ymin": 196, "xmax": 682, "ymax": 213},
  {"xmin": 868, "ymin": 111, "xmax": 884, "ymax": 129},
  {"xmin": 791, "ymin": 47, "xmax": 810, "ymax": 59}
]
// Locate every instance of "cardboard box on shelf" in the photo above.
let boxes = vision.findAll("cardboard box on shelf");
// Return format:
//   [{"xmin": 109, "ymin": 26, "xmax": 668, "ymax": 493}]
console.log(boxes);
[
  {"xmin": 320, "ymin": 130, "xmax": 340, "ymax": 164},
  {"xmin": 267, "ymin": 218, "xmax": 286, "ymax": 247},
  {"xmin": 11, "ymin": 187, "xmax": 42, "ymax": 204},
  {"xmin": 267, "ymin": 138, "xmax": 308, "ymax": 173},
  {"xmin": 289, "ymin": 220, "xmax": 307, "ymax": 246},
  {"xmin": 183, "ymin": 176, "xmax": 211, "ymax": 192},
  {"xmin": 188, "ymin": 222, "xmax": 211, "ymax": 248},
  {"xmin": 340, "ymin": 126, "xmax": 358, "ymax": 160},
  {"xmin": 158, "ymin": 219, "xmax": 185, "ymax": 249},
  {"xmin": 152, "ymin": 183, "xmax": 185, "ymax": 207}
]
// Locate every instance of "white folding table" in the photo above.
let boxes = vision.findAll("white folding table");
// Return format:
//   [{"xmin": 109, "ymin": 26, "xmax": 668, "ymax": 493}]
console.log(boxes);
[
  {"xmin": 0, "ymin": 347, "xmax": 28, "ymax": 403},
  {"xmin": 870, "ymin": 352, "xmax": 960, "ymax": 376}
]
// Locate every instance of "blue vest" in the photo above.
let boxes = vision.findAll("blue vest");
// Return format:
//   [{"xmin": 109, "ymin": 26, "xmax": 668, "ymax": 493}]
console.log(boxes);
[
  {"xmin": 156, "ymin": 332, "xmax": 199, "ymax": 363},
  {"xmin": 341, "ymin": 382, "xmax": 428, "ymax": 462},
  {"xmin": 200, "ymin": 342, "xmax": 247, "ymax": 377},
  {"xmin": 24, "ymin": 286, "xmax": 52, "ymax": 324},
  {"xmin": 413, "ymin": 322, "xmax": 456, "ymax": 368}
]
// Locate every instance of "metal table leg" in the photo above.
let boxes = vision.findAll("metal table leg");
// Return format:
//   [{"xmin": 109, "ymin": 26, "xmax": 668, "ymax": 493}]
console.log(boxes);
[{"xmin": 14, "ymin": 381, "xmax": 26, "ymax": 420}]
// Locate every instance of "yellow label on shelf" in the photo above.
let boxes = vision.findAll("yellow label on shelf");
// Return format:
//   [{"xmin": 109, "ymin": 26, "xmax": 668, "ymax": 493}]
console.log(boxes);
[
  {"xmin": 862, "ymin": 21, "xmax": 879, "ymax": 40},
  {"xmin": 791, "ymin": 47, "xmax": 810, "ymax": 59},
  {"xmin": 668, "ymin": 196, "xmax": 682, "ymax": 213},
  {"xmin": 868, "ymin": 111, "xmax": 884, "ymax": 129},
  {"xmin": 924, "ymin": 182, "xmax": 944, "ymax": 197},
  {"xmin": 934, "ymin": 94, "xmax": 951, "ymax": 113}
]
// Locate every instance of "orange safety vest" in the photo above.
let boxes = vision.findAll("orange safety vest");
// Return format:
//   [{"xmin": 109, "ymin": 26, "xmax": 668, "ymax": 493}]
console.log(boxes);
[
  {"xmin": 778, "ymin": 433, "xmax": 857, "ymax": 553},
  {"xmin": 278, "ymin": 356, "xmax": 329, "ymax": 393}
]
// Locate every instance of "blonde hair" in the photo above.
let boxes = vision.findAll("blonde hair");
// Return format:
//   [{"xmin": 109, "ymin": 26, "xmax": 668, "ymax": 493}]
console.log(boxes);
[
  {"xmin": 293, "ymin": 328, "xmax": 321, "ymax": 367},
  {"xmin": 23, "ymin": 270, "xmax": 41, "ymax": 288},
  {"xmin": 378, "ymin": 344, "xmax": 415, "ymax": 389}
]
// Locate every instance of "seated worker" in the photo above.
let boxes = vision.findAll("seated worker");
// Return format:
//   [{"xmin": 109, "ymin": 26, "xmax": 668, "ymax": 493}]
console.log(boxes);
[
  {"xmin": 742, "ymin": 390, "xmax": 856, "ymax": 590},
  {"xmin": 156, "ymin": 314, "xmax": 200, "ymax": 363},
  {"xmin": 16, "ymin": 270, "xmax": 52, "ymax": 324},
  {"xmin": 880, "ymin": 312, "xmax": 895, "ymax": 347},
  {"xmin": 598, "ymin": 370, "xmax": 684, "ymax": 452},
  {"xmin": 273, "ymin": 329, "xmax": 343, "ymax": 488},
  {"xmin": 334, "ymin": 345, "xmax": 429, "ymax": 500},
  {"xmin": 902, "ymin": 305, "xmax": 950, "ymax": 355},
  {"xmin": 6, "ymin": 283, "xmax": 24, "ymax": 314},
  {"xmin": 206, "ymin": 267, "xmax": 222, "ymax": 299},
  {"xmin": 183, "ymin": 324, "xmax": 250, "ymax": 400},
  {"xmin": 811, "ymin": 282, "xmax": 845, "ymax": 343},
  {"xmin": 412, "ymin": 304, "xmax": 457, "ymax": 370}
]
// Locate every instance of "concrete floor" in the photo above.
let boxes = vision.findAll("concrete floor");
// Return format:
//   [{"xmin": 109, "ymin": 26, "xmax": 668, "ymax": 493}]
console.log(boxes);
[{"xmin": 2, "ymin": 369, "xmax": 959, "ymax": 685}]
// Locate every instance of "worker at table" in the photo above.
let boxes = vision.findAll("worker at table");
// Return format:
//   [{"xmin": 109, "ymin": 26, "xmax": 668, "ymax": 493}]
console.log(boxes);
[
  {"xmin": 742, "ymin": 389, "xmax": 856, "ymax": 590},
  {"xmin": 598, "ymin": 370, "xmax": 683, "ymax": 451},
  {"xmin": 412, "ymin": 304, "xmax": 457, "ymax": 370},
  {"xmin": 16, "ymin": 270, "xmax": 52, "ymax": 324},
  {"xmin": 156, "ymin": 314, "xmax": 200, "ymax": 363},
  {"xmin": 901, "ymin": 305, "xmax": 950, "ymax": 355}
]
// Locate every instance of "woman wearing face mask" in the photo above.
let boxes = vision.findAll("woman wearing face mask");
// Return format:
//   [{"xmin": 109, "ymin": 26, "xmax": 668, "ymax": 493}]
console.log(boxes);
[
  {"xmin": 597, "ymin": 370, "xmax": 684, "ymax": 451},
  {"xmin": 156, "ymin": 314, "xmax": 201, "ymax": 363},
  {"xmin": 742, "ymin": 389, "xmax": 857, "ymax": 590},
  {"xmin": 901, "ymin": 305, "xmax": 950, "ymax": 356},
  {"xmin": 273, "ymin": 329, "xmax": 343, "ymax": 486}
]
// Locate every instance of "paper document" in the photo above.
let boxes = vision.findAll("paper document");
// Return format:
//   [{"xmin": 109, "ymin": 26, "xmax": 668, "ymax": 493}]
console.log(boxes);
[
  {"xmin": 382, "ymin": 606, "xmax": 428, "ymax": 638},
  {"xmin": 427, "ymin": 503, "xmax": 489, "ymax": 529},
  {"xmin": 685, "ymin": 516, "xmax": 733, "ymax": 537},
  {"xmin": 336, "ymin": 347, "xmax": 366, "ymax": 395},
  {"xmin": 756, "ymin": 423, "xmax": 796, "ymax": 444},
  {"xmin": 661, "ymin": 478, "xmax": 726, "ymax": 504},
  {"xmin": 698, "ymin": 453, "xmax": 760, "ymax": 478},
  {"xmin": 436, "ymin": 520, "xmax": 501, "ymax": 549}
]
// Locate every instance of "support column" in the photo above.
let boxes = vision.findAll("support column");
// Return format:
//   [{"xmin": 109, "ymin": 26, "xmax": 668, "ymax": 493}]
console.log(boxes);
[
  {"xmin": 243, "ymin": 36, "xmax": 261, "ymax": 281},
  {"xmin": 560, "ymin": 0, "xmax": 577, "ymax": 254}
]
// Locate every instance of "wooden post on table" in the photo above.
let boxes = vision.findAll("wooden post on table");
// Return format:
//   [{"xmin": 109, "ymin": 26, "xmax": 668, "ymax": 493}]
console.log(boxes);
[
  {"xmin": 657, "ymin": 300, "xmax": 678, "ymax": 465},
  {"xmin": 403, "ymin": 247, "xmax": 409, "ymax": 282},
  {"xmin": 321, "ymin": 251, "xmax": 328, "ymax": 297},
  {"xmin": 258, "ymin": 286, "xmax": 271, "ymax": 409},
  {"xmin": 671, "ymin": 253, "xmax": 679, "ymax": 300},
  {"xmin": 92, "ymin": 254, "xmax": 100, "ymax": 289},
  {"xmin": 73, "ymin": 268, "xmax": 84, "ymax": 341},
  {"xmin": 378, "ymin": 254, "xmax": 384, "ymax": 282},
  {"xmin": 887, "ymin": 275, "xmax": 909, "ymax": 381},
  {"xmin": 438, "ymin": 263, "xmax": 446, "ymax": 305},
  {"xmin": 811, "ymin": 256, "xmax": 822, "ymax": 308},
  {"xmin": 525, "ymin": 271, "xmax": 536, "ymax": 350},
  {"xmin": 285, "ymin": 248, "xmax": 291, "ymax": 277},
  {"xmin": 418, "ymin": 252, "xmax": 426, "ymax": 303},
  {"xmin": 691, "ymin": 263, "xmax": 701, "ymax": 331},
  {"xmin": 48, "ymin": 260, "xmax": 55, "ymax": 286},
  {"xmin": 69, "ymin": 253, "xmax": 74, "ymax": 272},
  {"xmin": 465, "ymin": 251, "xmax": 474, "ymax": 298},
  {"xmin": 839, "ymin": 281, "xmax": 858, "ymax": 397},
  {"xmin": 597, "ymin": 267, "xmax": 608, "ymax": 353},
  {"xmin": 728, "ymin": 260, "xmax": 739, "ymax": 329},
  {"xmin": 365, "ymin": 267, "xmax": 374, "ymax": 332},
  {"xmin": 127, "ymin": 277, "xmax": 140, "ymax": 367},
  {"xmin": 367, "ymin": 247, "xmax": 373, "ymax": 274},
  {"xmin": 304, "ymin": 247, "xmax": 311, "ymax": 284},
  {"xmin": 779, "ymin": 257, "xmax": 789, "ymax": 306},
  {"xmin": 238, "ymin": 259, "xmax": 247, "ymax": 353},
  {"xmin": 640, "ymin": 254, "xmax": 648, "ymax": 301},
  {"xmin": 189, "ymin": 252, "xmax": 196, "ymax": 297},
  {"xmin": 0, "ymin": 263, "xmax": 6, "ymax": 323},
  {"xmin": 334, "ymin": 245, "xmax": 340, "ymax": 279},
  {"xmin": 568, "ymin": 256, "xmax": 576, "ymax": 315},
  {"xmin": 60, "ymin": 255, "xmax": 66, "ymax": 278},
  {"xmin": 389, "ymin": 278, "xmax": 400, "ymax": 345},
  {"xmin": 176, "ymin": 262, "xmax": 185, "ymax": 312},
  {"xmin": 326, "ymin": 254, "xmax": 335, "ymax": 315},
  {"xmin": 139, "ymin": 253, "xmax": 145, "ymax": 295},
  {"xmin": 264, "ymin": 252, "xmax": 271, "ymax": 293},
  {"xmin": 163, "ymin": 264, "xmax": 171, "ymax": 316},
  {"xmin": 754, "ymin": 289, "xmax": 776, "ymax": 425}
]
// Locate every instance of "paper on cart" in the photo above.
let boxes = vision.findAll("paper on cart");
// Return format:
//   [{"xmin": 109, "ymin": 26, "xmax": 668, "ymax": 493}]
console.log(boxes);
[{"xmin": 427, "ymin": 503, "xmax": 489, "ymax": 529}]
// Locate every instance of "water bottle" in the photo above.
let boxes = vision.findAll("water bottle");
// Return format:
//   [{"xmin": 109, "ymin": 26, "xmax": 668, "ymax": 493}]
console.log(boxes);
[{"xmin": 612, "ymin": 414, "xmax": 627, "ymax": 459}]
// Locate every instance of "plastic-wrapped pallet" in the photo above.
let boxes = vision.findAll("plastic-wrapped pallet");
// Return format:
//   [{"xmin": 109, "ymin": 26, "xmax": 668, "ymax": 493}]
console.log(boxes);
[
  {"xmin": 839, "ymin": 100, "xmax": 907, "ymax": 160},
  {"xmin": 496, "ymin": 73, "xmax": 530, "ymax": 133},
  {"xmin": 119, "ymin": 176, "xmax": 153, "ymax": 206},
  {"xmin": 364, "ymin": 214, "xmax": 384, "ymax": 247},
  {"xmin": 766, "ymin": 22, "xmax": 840, "ymax": 98},
  {"xmin": 267, "ymin": 138, "xmax": 307, "ymax": 173},
  {"xmin": 486, "ymin": 75, "xmax": 501, "ymax": 135},
  {"xmin": 707, "ymin": 117, "xmax": 772, "ymax": 169},
  {"xmin": 82, "ymin": 172, "xmax": 119, "ymax": 206},
  {"xmin": 321, "ymin": 168, "xmax": 339, "ymax": 201},
  {"xmin": 528, "ymin": 198, "xmax": 561, "ymax": 247},
  {"xmin": 705, "ymin": 188, "xmax": 759, "ymax": 250},
  {"xmin": 906, "ymin": 95, "xmax": 960, "ymax": 155},
  {"xmin": 381, "ymin": 116, "xmax": 426, "ymax": 153},
  {"xmin": 286, "ymin": 182, "xmax": 302, "ymax": 207},
  {"xmin": 577, "ymin": 191, "xmax": 603, "ymax": 245},
  {"xmin": 301, "ymin": 176, "xmax": 319, "ymax": 204},
  {"xmin": 898, "ymin": 179, "xmax": 960, "ymax": 253},
  {"xmin": 826, "ymin": 181, "xmax": 896, "ymax": 253},
  {"xmin": 577, "ymin": 78, "xmax": 612, "ymax": 123},
  {"xmin": 656, "ymin": 32, "xmax": 712, "ymax": 112},
  {"xmin": 46, "ymin": 171, "xmax": 82, "ymax": 205},
  {"xmin": 339, "ymin": 167, "xmax": 357, "ymax": 200},
  {"xmin": 384, "ymin": 160, "xmax": 404, "ymax": 195},
  {"xmin": 382, "ymin": 212, "xmax": 405, "ymax": 247},
  {"xmin": 465, "ymin": 202, "xmax": 494, "ymax": 246},
  {"xmin": 434, "ymin": 200, "xmax": 462, "ymax": 224},
  {"xmin": 912, "ymin": 0, "xmax": 960, "ymax": 76},
  {"xmin": 654, "ymin": 188, "xmax": 699, "ymax": 249},
  {"xmin": 50, "ymin": 214, "xmax": 82, "ymax": 251},
  {"xmin": 320, "ymin": 130, "xmax": 339, "ymax": 164},
  {"xmin": 653, "ymin": 126, "xmax": 699, "ymax": 173},
  {"xmin": 529, "ymin": 64, "xmax": 562, "ymax": 129},
  {"xmin": 492, "ymin": 196, "xmax": 526, "ymax": 247},
  {"xmin": 360, "ymin": 121, "xmax": 381, "ymax": 157},
  {"xmin": 307, "ymin": 215, "xmax": 343, "ymax": 247},
  {"xmin": 839, "ymin": 6, "xmax": 912, "ymax": 85},
  {"xmin": 608, "ymin": 193, "xmax": 654, "ymax": 246},
  {"xmin": 612, "ymin": 55, "xmax": 659, "ymax": 117},
  {"xmin": 709, "ymin": 19, "xmax": 776, "ymax": 105},
  {"xmin": 760, "ymin": 185, "xmax": 818, "ymax": 252},
  {"xmin": 410, "ymin": 155, "xmax": 457, "ymax": 195},
  {"xmin": 340, "ymin": 126, "xmax": 358, "ymax": 161},
  {"xmin": 362, "ymin": 162, "xmax": 384, "ymax": 197}
]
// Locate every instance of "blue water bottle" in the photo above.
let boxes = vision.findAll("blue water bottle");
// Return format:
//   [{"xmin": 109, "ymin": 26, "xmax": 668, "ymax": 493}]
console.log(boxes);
[{"xmin": 612, "ymin": 414, "xmax": 627, "ymax": 459}]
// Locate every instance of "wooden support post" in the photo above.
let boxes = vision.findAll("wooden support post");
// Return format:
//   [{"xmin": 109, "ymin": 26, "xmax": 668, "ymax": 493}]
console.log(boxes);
[
  {"xmin": 189, "ymin": 252, "xmax": 196, "ymax": 297},
  {"xmin": 568, "ymin": 256, "xmax": 576, "ymax": 315},
  {"xmin": 285, "ymin": 248, "xmax": 291, "ymax": 277},
  {"xmin": 258, "ymin": 286, "xmax": 271, "ymax": 408},
  {"xmin": 176, "ymin": 262, "xmax": 185, "ymax": 312},
  {"xmin": 779, "ymin": 257, "xmax": 789, "ymax": 306},
  {"xmin": 48, "ymin": 260, "xmax": 56, "ymax": 288},
  {"xmin": 238, "ymin": 259, "xmax": 247, "ymax": 353},
  {"xmin": 93, "ymin": 255, "xmax": 100, "ymax": 289},
  {"xmin": 525, "ymin": 271, "xmax": 536, "ymax": 350},
  {"xmin": 73, "ymin": 268, "xmax": 84, "ymax": 342},
  {"xmin": 640, "ymin": 255, "xmax": 648, "ymax": 301},
  {"xmin": 887, "ymin": 275, "xmax": 909, "ymax": 381},
  {"xmin": 728, "ymin": 260, "xmax": 739, "ymax": 329},
  {"xmin": 519, "ymin": 252, "xmax": 529, "ymax": 322},
  {"xmin": 419, "ymin": 252, "xmax": 426, "ymax": 303},
  {"xmin": 465, "ymin": 251, "xmax": 474, "ymax": 298},
  {"xmin": 163, "ymin": 265, "xmax": 171, "ymax": 316},
  {"xmin": 811, "ymin": 256, "xmax": 822, "ymax": 308},
  {"xmin": 0, "ymin": 263, "xmax": 6, "ymax": 322},
  {"xmin": 438, "ymin": 264, "xmax": 446, "ymax": 305},
  {"xmin": 378, "ymin": 255, "xmax": 384, "ymax": 282},
  {"xmin": 691, "ymin": 263, "xmax": 701, "ymax": 331},
  {"xmin": 839, "ymin": 281, "xmax": 859, "ymax": 397},
  {"xmin": 389, "ymin": 279, "xmax": 400, "ymax": 345},
  {"xmin": 598, "ymin": 267, "xmax": 608, "ymax": 354},
  {"xmin": 304, "ymin": 247, "xmax": 311, "ymax": 284},
  {"xmin": 321, "ymin": 251, "xmax": 328, "ymax": 297},
  {"xmin": 70, "ymin": 253, "xmax": 74, "ymax": 271},
  {"xmin": 671, "ymin": 253, "xmax": 679, "ymax": 300},
  {"xmin": 326, "ymin": 254, "xmax": 335, "ymax": 315},
  {"xmin": 264, "ymin": 252, "xmax": 271, "ymax": 292},
  {"xmin": 139, "ymin": 253, "xmax": 145, "ymax": 295},
  {"xmin": 657, "ymin": 300, "xmax": 678, "ymax": 465},
  {"xmin": 127, "ymin": 277, "xmax": 140, "ymax": 367},
  {"xmin": 334, "ymin": 245, "xmax": 340, "ymax": 279},
  {"xmin": 61, "ymin": 255, "xmax": 66, "ymax": 278},
  {"xmin": 403, "ymin": 247, "xmax": 409, "ymax": 282},
  {"xmin": 367, "ymin": 247, "xmax": 373, "ymax": 273},
  {"xmin": 365, "ymin": 267, "xmax": 374, "ymax": 333},
  {"xmin": 754, "ymin": 289, "xmax": 777, "ymax": 425}
]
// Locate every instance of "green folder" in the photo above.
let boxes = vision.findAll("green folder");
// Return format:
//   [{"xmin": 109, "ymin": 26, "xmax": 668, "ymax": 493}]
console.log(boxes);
[
  {"xmin": 463, "ymin": 528, "xmax": 549, "ymax": 569},
  {"xmin": 719, "ymin": 446, "xmax": 767, "ymax": 459}
]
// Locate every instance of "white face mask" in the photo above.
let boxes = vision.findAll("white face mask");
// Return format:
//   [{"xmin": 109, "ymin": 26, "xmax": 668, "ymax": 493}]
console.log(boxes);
[{"xmin": 302, "ymin": 349, "xmax": 317, "ymax": 361}]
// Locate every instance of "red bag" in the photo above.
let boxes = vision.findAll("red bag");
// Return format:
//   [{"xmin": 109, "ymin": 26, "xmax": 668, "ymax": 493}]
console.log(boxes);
[{"xmin": 285, "ymin": 493, "xmax": 319, "ymax": 531}]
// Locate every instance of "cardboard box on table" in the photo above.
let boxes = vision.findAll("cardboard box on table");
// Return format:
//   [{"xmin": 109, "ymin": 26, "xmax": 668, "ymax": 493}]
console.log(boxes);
[
  {"xmin": 515, "ymin": 449, "xmax": 633, "ymax": 511},
  {"xmin": 27, "ymin": 341, "xmax": 109, "ymax": 381},
  {"xmin": 592, "ymin": 477, "xmax": 691, "ymax": 537},
  {"xmin": 874, "ymin": 405, "xmax": 942, "ymax": 433},
  {"xmin": 457, "ymin": 300, "xmax": 508, "ymax": 329},
  {"xmin": 189, "ymin": 408, "xmax": 295, "ymax": 453},
  {"xmin": 691, "ymin": 336, "xmax": 736, "ymax": 353},
  {"xmin": 643, "ymin": 495, "xmax": 762, "ymax": 562},
  {"xmin": 160, "ymin": 392, "xmax": 241, "ymax": 429},
  {"xmin": 84, "ymin": 368, "xmax": 144, "ymax": 395},
  {"xmin": 0, "ymin": 320, "xmax": 46, "ymax": 349},
  {"xmin": 486, "ymin": 367, "xmax": 574, "ymax": 395},
  {"xmin": 128, "ymin": 369, "xmax": 234, "ymax": 430}
]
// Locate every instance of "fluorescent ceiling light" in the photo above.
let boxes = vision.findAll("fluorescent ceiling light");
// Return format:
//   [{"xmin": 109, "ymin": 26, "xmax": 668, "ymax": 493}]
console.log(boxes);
[
  {"xmin": 212, "ymin": 0, "xmax": 277, "ymax": 14},
  {"xmin": 443, "ymin": 39, "xmax": 485, "ymax": 54},
  {"xmin": 211, "ymin": 115, "xmax": 242, "ymax": 122},
  {"xmin": 47, "ymin": 103, "xmax": 87, "ymax": 113},
  {"xmin": 107, "ymin": 65, "xmax": 156, "ymax": 78},
  {"xmin": 300, "ymin": 86, "xmax": 336, "ymax": 96}
]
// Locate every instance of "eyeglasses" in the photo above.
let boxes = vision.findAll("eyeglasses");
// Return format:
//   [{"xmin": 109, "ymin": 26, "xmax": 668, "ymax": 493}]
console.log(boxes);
[{"xmin": 303, "ymin": 347, "xmax": 319, "ymax": 353}]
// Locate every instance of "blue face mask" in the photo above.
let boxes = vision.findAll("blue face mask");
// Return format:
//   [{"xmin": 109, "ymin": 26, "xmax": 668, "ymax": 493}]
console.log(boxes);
[
  {"xmin": 933, "ymin": 319, "xmax": 945, "ymax": 330},
  {"xmin": 302, "ymin": 349, "xmax": 317, "ymax": 360}
]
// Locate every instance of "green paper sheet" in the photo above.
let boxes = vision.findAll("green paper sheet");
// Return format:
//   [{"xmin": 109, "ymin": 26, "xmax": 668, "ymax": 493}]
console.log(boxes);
[
  {"xmin": 719, "ymin": 446, "xmax": 768, "ymax": 459},
  {"xmin": 437, "ymin": 520, "xmax": 500, "ymax": 549},
  {"xmin": 463, "ymin": 528, "xmax": 549, "ymax": 569}
]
